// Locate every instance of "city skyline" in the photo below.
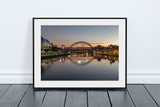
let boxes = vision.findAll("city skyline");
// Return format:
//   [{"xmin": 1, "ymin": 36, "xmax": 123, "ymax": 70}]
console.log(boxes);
[{"xmin": 41, "ymin": 25, "xmax": 119, "ymax": 47}]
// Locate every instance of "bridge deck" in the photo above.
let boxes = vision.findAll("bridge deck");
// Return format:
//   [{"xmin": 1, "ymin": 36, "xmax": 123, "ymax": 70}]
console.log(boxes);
[{"xmin": 0, "ymin": 84, "xmax": 160, "ymax": 107}]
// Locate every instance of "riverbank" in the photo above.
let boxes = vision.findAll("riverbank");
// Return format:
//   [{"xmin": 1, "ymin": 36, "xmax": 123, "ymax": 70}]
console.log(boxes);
[{"xmin": 41, "ymin": 53, "xmax": 70, "ymax": 60}]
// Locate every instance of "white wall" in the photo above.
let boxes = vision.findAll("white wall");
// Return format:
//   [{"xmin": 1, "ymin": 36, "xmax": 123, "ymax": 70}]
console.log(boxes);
[{"xmin": 0, "ymin": 0, "xmax": 160, "ymax": 83}]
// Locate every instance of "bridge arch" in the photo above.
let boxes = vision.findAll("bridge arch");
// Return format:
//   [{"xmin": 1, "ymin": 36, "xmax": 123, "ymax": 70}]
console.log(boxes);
[{"xmin": 69, "ymin": 41, "xmax": 93, "ymax": 49}]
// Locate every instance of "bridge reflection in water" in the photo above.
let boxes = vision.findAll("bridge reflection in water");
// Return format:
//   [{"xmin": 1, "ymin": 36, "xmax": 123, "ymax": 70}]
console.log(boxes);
[{"xmin": 41, "ymin": 53, "xmax": 119, "ymax": 81}]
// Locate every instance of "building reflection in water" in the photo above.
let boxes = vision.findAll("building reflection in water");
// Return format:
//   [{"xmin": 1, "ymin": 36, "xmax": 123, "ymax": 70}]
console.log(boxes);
[{"xmin": 41, "ymin": 53, "xmax": 119, "ymax": 69}]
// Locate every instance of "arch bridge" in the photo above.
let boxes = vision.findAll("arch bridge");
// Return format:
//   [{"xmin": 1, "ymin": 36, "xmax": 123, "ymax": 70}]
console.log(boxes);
[{"xmin": 69, "ymin": 41, "xmax": 93, "ymax": 49}]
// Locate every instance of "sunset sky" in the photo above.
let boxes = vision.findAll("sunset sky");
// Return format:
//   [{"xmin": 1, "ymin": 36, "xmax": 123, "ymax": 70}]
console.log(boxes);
[{"xmin": 41, "ymin": 25, "xmax": 119, "ymax": 47}]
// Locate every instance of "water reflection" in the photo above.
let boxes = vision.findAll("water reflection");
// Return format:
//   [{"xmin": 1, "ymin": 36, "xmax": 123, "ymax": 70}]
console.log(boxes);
[{"xmin": 41, "ymin": 54, "xmax": 119, "ymax": 80}]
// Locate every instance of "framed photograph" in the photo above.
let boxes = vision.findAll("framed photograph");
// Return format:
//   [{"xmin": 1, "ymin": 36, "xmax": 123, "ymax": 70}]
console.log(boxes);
[{"xmin": 33, "ymin": 18, "xmax": 127, "ymax": 88}]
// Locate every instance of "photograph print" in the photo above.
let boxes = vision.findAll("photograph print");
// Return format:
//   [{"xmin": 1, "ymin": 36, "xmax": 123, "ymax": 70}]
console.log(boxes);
[{"xmin": 34, "ymin": 18, "xmax": 126, "ymax": 88}]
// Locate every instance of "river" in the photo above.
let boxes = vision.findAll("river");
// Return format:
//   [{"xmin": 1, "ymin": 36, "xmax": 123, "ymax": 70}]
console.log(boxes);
[{"xmin": 41, "ymin": 54, "xmax": 118, "ymax": 80}]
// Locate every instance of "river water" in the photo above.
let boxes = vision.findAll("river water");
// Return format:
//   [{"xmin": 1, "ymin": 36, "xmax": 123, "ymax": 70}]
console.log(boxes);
[{"xmin": 41, "ymin": 54, "xmax": 118, "ymax": 80}]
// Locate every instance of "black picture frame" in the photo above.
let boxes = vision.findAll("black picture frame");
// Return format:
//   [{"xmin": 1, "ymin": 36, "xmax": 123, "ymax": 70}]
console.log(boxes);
[{"xmin": 33, "ymin": 17, "xmax": 127, "ymax": 89}]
